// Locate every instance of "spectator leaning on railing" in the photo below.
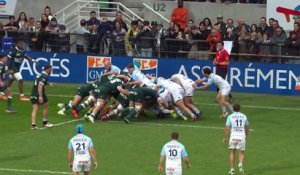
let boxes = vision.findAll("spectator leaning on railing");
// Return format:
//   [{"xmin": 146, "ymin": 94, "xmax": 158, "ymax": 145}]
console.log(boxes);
[
  {"xmin": 135, "ymin": 21, "xmax": 155, "ymax": 57},
  {"xmin": 29, "ymin": 21, "xmax": 46, "ymax": 52},
  {"xmin": 112, "ymin": 21, "xmax": 126, "ymax": 56},
  {"xmin": 112, "ymin": 11, "xmax": 128, "ymax": 32},
  {"xmin": 75, "ymin": 19, "xmax": 90, "ymax": 54},
  {"xmin": 125, "ymin": 20, "xmax": 140, "ymax": 57}
]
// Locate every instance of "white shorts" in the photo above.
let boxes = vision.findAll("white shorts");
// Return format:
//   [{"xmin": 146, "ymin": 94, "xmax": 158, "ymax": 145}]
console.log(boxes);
[
  {"xmin": 12, "ymin": 72, "xmax": 23, "ymax": 81},
  {"xmin": 72, "ymin": 159, "xmax": 91, "ymax": 172},
  {"xmin": 166, "ymin": 167, "xmax": 182, "ymax": 175},
  {"xmin": 183, "ymin": 82, "xmax": 195, "ymax": 97},
  {"xmin": 220, "ymin": 86, "xmax": 231, "ymax": 96},
  {"xmin": 170, "ymin": 87, "xmax": 184, "ymax": 103},
  {"xmin": 229, "ymin": 137, "xmax": 246, "ymax": 151}
]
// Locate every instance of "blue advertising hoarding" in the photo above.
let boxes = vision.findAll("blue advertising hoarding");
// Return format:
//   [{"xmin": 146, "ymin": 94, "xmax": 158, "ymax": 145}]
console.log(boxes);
[{"xmin": 15, "ymin": 52, "xmax": 300, "ymax": 95}]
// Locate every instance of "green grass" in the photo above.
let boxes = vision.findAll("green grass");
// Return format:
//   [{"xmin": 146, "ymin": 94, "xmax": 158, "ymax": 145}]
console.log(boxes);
[{"xmin": 0, "ymin": 81, "xmax": 300, "ymax": 175}]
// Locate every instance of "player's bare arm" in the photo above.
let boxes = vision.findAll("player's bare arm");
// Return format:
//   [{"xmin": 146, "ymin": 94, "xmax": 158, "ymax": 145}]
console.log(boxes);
[
  {"xmin": 89, "ymin": 147, "xmax": 98, "ymax": 169},
  {"xmin": 223, "ymin": 126, "xmax": 230, "ymax": 144},
  {"xmin": 68, "ymin": 149, "xmax": 73, "ymax": 169},
  {"xmin": 158, "ymin": 156, "xmax": 165, "ymax": 173},
  {"xmin": 38, "ymin": 82, "xmax": 44, "ymax": 103},
  {"xmin": 183, "ymin": 157, "xmax": 191, "ymax": 168}
]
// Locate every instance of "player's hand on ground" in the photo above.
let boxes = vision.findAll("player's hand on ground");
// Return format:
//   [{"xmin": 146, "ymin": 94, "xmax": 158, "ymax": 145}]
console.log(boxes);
[
  {"xmin": 38, "ymin": 97, "xmax": 43, "ymax": 104},
  {"xmin": 158, "ymin": 165, "xmax": 163, "ymax": 173},
  {"xmin": 93, "ymin": 161, "xmax": 98, "ymax": 169}
]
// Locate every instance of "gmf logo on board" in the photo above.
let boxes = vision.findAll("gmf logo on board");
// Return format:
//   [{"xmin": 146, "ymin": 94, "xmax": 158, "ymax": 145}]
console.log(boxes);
[
  {"xmin": 133, "ymin": 58, "xmax": 158, "ymax": 76},
  {"xmin": 86, "ymin": 56, "xmax": 111, "ymax": 82}
]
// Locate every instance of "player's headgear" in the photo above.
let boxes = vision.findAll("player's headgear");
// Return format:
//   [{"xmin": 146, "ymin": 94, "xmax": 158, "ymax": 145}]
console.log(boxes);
[{"xmin": 76, "ymin": 124, "xmax": 84, "ymax": 133}]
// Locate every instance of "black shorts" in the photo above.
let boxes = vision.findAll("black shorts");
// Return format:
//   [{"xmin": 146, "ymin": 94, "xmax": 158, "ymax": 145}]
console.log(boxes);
[{"xmin": 30, "ymin": 95, "xmax": 48, "ymax": 105}]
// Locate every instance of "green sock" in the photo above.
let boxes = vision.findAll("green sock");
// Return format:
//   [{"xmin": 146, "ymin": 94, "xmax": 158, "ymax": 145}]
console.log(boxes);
[
  {"xmin": 127, "ymin": 108, "xmax": 137, "ymax": 119},
  {"xmin": 7, "ymin": 97, "xmax": 12, "ymax": 109},
  {"xmin": 64, "ymin": 104, "xmax": 71, "ymax": 110}
]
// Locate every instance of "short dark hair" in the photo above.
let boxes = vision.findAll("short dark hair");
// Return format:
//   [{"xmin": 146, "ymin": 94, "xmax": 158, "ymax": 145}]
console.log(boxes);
[
  {"xmin": 217, "ymin": 41, "xmax": 224, "ymax": 46},
  {"xmin": 260, "ymin": 16, "xmax": 266, "ymax": 21},
  {"xmin": 171, "ymin": 132, "xmax": 179, "ymax": 140},
  {"xmin": 16, "ymin": 39, "xmax": 24, "ymax": 44},
  {"xmin": 203, "ymin": 67, "xmax": 212, "ymax": 75},
  {"xmin": 233, "ymin": 104, "xmax": 241, "ymax": 112},
  {"xmin": 90, "ymin": 11, "xmax": 96, "ymax": 14},
  {"xmin": 143, "ymin": 20, "xmax": 150, "ymax": 26},
  {"xmin": 126, "ymin": 64, "xmax": 134, "ymax": 69},
  {"xmin": 51, "ymin": 17, "xmax": 57, "ymax": 22},
  {"xmin": 43, "ymin": 65, "xmax": 52, "ymax": 71},
  {"xmin": 80, "ymin": 19, "xmax": 86, "ymax": 26}
]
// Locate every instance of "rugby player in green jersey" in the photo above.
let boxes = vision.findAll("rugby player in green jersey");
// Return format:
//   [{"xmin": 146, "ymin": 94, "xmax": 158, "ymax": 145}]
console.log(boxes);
[
  {"xmin": 0, "ymin": 55, "xmax": 16, "ymax": 113},
  {"xmin": 7, "ymin": 40, "xmax": 38, "ymax": 101},
  {"xmin": 30, "ymin": 65, "xmax": 53, "ymax": 129}
]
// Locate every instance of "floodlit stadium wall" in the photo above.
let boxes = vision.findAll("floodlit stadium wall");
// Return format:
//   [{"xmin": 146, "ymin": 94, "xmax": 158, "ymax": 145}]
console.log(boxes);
[{"xmin": 15, "ymin": 52, "xmax": 300, "ymax": 96}]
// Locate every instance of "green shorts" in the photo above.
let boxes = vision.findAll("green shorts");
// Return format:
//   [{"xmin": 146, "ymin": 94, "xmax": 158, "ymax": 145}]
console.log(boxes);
[
  {"xmin": 30, "ymin": 95, "xmax": 48, "ymax": 105},
  {"xmin": 93, "ymin": 86, "xmax": 111, "ymax": 100},
  {"xmin": 76, "ymin": 86, "xmax": 91, "ymax": 98},
  {"xmin": 116, "ymin": 94, "xmax": 129, "ymax": 107},
  {"xmin": 129, "ymin": 88, "xmax": 145, "ymax": 103}
]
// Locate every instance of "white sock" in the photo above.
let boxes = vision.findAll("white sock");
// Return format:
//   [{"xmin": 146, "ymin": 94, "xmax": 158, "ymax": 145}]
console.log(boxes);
[{"xmin": 222, "ymin": 106, "xmax": 226, "ymax": 113}]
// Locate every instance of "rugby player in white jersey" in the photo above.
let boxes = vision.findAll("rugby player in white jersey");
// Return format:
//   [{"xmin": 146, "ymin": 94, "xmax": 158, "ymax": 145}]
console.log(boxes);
[
  {"xmin": 158, "ymin": 132, "xmax": 191, "ymax": 175},
  {"xmin": 195, "ymin": 67, "xmax": 233, "ymax": 118},
  {"xmin": 68, "ymin": 124, "xmax": 98, "ymax": 175},
  {"xmin": 157, "ymin": 77, "xmax": 196, "ymax": 121},
  {"xmin": 171, "ymin": 74, "xmax": 201, "ymax": 118},
  {"xmin": 101, "ymin": 60, "xmax": 121, "ymax": 76},
  {"xmin": 223, "ymin": 104, "xmax": 249, "ymax": 175}
]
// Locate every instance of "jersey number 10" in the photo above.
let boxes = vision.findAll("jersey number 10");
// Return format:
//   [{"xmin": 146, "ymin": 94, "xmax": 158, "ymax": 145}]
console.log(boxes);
[{"xmin": 169, "ymin": 149, "xmax": 178, "ymax": 157}]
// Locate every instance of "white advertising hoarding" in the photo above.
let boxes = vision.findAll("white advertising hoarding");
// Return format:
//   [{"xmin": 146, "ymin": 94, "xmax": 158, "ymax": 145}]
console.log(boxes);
[
  {"xmin": 0, "ymin": 0, "xmax": 17, "ymax": 16},
  {"xmin": 267, "ymin": 0, "xmax": 300, "ymax": 30}
]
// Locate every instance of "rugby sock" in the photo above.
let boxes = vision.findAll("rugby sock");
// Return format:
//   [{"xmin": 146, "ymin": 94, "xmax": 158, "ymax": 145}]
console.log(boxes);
[
  {"xmin": 225, "ymin": 104, "xmax": 233, "ymax": 113},
  {"xmin": 127, "ymin": 108, "xmax": 137, "ymax": 119},
  {"xmin": 32, "ymin": 123, "xmax": 36, "ymax": 128},
  {"xmin": 7, "ymin": 96, "xmax": 12, "ymax": 109},
  {"xmin": 193, "ymin": 108, "xmax": 201, "ymax": 115},
  {"xmin": 238, "ymin": 162, "xmax": 243, "ymax": 167},
  {"xmin": 64, "ymin": 104, "xmax": 72, "ymax": 111},
  {"xmin": 76, "ymin": 104, "xmax": 86, "ymax": 112},
  {"xmin": 20, "ymin": 94, "xmax": 24, "ymax": 97},
  {"xmin": 174, "ymin": 107, "xmax": 184, "ymax": 117},
  {"xmin": 222, "ymin": 106, "xmax": 227, "ymax": 113},
  {"xmin": 42, "ymin": 118, "xmax": 48, "ymax": 125},
  {"xmin": 190, "ymin": 113, "xmax": 196, "ymax": 119},
  {"xmin": 90, "ymin": 113, "xmax": 96, "ymax": 118}
]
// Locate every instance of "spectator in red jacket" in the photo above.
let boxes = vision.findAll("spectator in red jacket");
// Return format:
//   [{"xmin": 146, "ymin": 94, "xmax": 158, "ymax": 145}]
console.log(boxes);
[
  {"xmin": 171, "ymin": 0, "xmax": 188, "ymax": 30},
  {"xmin": 206, "ymin": 26, "xmax": 222, "ymax": 52}
]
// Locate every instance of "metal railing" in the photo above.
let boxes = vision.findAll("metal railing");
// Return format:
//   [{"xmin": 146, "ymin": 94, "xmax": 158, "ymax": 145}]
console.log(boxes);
[
  {"xmin": 54, "ymin": 0, "xmax": 143, "ymax": 32},
  {"xmin": 1, "ymin": 30, "xmax": 300, "ymax": 64}
]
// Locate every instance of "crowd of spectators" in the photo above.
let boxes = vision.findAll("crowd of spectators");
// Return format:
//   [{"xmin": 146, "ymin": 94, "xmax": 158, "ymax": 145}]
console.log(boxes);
[{"xmin": 0, "ymin": 0, "xmax": 299, "ymax": 63}]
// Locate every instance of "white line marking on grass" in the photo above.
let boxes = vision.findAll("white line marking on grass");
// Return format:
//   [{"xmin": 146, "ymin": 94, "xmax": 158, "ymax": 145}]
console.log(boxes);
[
  {"xmin": 38, "ymin": 118, "xmax": 84, "ymax": 130},
  {"xmin": 18, "ymin": 93, "xmax": 300, "ymax": 111},
  {"xmin": 107, "ymin": 121, "xmax": 255, "ymax": 131},
  {"xmin": 0, "ymin": 168, "xmax": 71, "ymax": 174},
  {"xmin": 196, "ymin": 103, "xmax": 300, "ymax": 111}
]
